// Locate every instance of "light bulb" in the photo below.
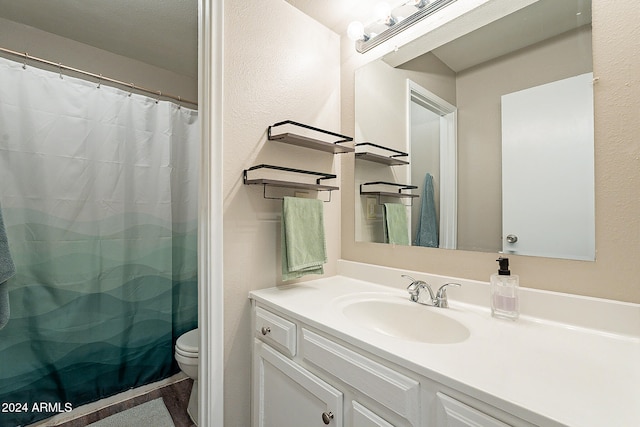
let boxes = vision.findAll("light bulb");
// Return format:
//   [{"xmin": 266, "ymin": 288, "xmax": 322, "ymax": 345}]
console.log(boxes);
[
  {"xmin": 374, "ymin": 2, "xmax": 392, "ymax": 21},
  {"xmin": 347, "ymin": 21, "xmax": 365, "ymax": 41}
]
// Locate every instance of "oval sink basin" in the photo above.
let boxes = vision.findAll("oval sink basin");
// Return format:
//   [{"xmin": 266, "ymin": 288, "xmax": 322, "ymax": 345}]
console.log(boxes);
[{"xmin": 342, "ymin": 299, "xmax": 470, "ymax": 344}]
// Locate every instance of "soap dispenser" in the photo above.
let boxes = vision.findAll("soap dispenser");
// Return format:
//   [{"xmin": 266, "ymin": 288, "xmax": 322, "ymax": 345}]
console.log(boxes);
[{"xmin": 490, "ymin": 257, "xmax": 519, "ymax": 320}]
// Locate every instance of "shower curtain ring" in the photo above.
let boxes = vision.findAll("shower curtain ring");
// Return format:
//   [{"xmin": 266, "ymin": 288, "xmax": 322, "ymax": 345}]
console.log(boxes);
[
  {"xmin": 129, "ymin": 83, "xmax": 134, "ymax": 97},
  {"xmin": 97, "ymin": 74, "xmax": 102, "ymax": 89},
  {"xmin": 22, "ymin": 53, "xmax": 28, "ymax": 69},
  {"xmin": 58, "ymin": 63, "xmax": 63, "ymax": 79},
  {"xmin": 156, "ymin": 91, "xmax": 161, "ymax": 104}
]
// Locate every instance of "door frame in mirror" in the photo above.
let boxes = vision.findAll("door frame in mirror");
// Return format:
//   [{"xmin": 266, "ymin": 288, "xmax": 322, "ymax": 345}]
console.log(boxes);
[{"xmin": 406, "ymin": 79, "xmax": 458, "ymax": 249}]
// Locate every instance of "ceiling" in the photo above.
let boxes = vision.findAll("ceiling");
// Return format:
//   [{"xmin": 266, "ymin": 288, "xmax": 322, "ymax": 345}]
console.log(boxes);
[
  {"xmin": 0, "ymin": 0, "xmax": 198, "ymax": 78},
  {"xmin": 430, "ymin": 0, "xmax": 592, "ymax": 72},
  {"xmin": 0, "ymin": 0, "xmax": 418, "ymax": 79},
  {"xmin": 0, "ymin": 0, "xmax": 591, "ymax": 79},
  {"xmin": 0, "ymin": 0, "xmax": 367, "ymax": 80},
  {"xmin": 284, "ymin": 0, "xmax": 381, "ymax": 34}
]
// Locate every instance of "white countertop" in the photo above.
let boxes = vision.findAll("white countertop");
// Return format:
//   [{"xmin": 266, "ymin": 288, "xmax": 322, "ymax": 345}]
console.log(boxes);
[{"xmin": 249, "ymin": 274, "xmax": 640, "ymax": 427}]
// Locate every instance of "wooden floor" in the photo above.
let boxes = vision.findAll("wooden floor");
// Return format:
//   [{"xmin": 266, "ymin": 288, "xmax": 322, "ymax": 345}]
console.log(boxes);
[{"xmin": 54, "ymin": 378, "xmax": 196, "ymax": 427}]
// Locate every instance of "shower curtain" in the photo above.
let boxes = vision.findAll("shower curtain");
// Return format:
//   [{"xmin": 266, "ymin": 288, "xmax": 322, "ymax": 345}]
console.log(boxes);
[{"xmin": 0, "ymin": 56, "xmax": 198, "ymax": 426}]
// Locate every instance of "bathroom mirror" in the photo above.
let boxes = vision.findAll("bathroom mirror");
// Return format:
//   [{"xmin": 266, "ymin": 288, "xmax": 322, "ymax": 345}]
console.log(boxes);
[{"xmin": 354, "ymin": 0, "xmax": 595, "ymax": 261}]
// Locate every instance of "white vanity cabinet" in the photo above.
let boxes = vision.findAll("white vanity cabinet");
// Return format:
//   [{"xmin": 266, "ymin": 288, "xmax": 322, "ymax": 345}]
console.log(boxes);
[
  {"xmin": 253, "ymin": 306, "xmax": 343, "ymax": 427},
  {"xmin": 252, "ymin": 303, "xmax": 414, "ymax": 427},
  {"xmin": 250, "ymin": 272, "xmax": 640, "ymax": 426},
  {"xmin": 251, "ymin": 302, "xmax": 529, "ymax": 427}
]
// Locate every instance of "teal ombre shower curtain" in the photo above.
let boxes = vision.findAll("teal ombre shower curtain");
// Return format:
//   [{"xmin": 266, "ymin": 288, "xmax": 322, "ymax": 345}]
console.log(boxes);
[{"xmin": 0, "ymin": 56, "xmax": 198, "ymax": 426}]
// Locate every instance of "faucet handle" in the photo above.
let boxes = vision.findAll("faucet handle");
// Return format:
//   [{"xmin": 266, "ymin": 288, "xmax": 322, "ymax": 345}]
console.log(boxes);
[
  {"xmin": 436, "ymin": 283, "xmax": 461, "ymax": 308},
  {"xmin": 402, "ymin": 274, "xmax": 417, "ymax": 283},
  {"xmin": 402, "ymin": 275, "xmax": 421, "ymax": 301},
  {"xmin": 402, "ymin": 274, "xmax": 435, "ymax": 303}
]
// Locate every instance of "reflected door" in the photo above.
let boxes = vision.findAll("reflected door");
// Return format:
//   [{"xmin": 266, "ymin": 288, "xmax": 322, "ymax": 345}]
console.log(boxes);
[{"xmin": 501, "ymin": 72, "xmax": 595, "ymax": 260}]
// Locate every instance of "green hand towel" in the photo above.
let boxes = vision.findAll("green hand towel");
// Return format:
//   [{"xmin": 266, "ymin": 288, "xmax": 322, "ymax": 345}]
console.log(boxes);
[
  {"xmin": 281, "ymin": 197, "xmax": 327, "ymax": 281},
  {"xmin": 383, "ymin": 203, "xmax": 410, "ymax": 245}
]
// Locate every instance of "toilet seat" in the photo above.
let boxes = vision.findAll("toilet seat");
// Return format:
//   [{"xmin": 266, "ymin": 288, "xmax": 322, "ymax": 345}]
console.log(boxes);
[
  {"xmin": 176, "ymin": 328, "xmax": 199, "ymax": 355},
  {"xmin": 175, "ymin": 347, "xmax": 198, "ymax": 359}
]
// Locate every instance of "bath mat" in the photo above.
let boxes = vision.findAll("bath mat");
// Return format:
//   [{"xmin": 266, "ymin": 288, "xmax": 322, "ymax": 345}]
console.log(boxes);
[{"xmin": 87, "ymin": 398, "xmax": 174, "ymax": 427}]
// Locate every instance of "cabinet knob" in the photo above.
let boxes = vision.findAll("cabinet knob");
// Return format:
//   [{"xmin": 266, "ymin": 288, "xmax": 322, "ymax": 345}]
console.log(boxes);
[
  {"xmin": 261, "ymin": 326, "xmax": 271, "ymax": 336},
  {"xmin": 321, "ymin": 411, "xmax": 334, "ymax": 424}
]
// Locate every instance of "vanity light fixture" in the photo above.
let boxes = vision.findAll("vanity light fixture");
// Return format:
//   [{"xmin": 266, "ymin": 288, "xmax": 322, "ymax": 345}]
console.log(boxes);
[{"xmin": 349, "ymin": 0, "xmax": 457, "ymax": 53}]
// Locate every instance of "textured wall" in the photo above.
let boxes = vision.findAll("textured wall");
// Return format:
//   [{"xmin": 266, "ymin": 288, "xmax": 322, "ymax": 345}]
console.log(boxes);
[
  {"xmin": 222, "ymin": 1, "xmax": 341, "ymax": 425},
  {"xmin": 342, "ymin": 0, "xmax": 640, "ymax": 303}
]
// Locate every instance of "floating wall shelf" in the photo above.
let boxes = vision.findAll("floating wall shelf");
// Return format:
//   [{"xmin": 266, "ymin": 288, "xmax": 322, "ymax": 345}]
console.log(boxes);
[
  {"xmin": 360, "ymin": 181, "xmax": 419, "ymax": 205},
  {"xmin": 268, "ymin": 120, "xmax": 354, "ymax": 154},
  {"xmin": 355, "ymin": 142, "xmax": 409, "ymax": 166},
  {"xmin": 244, "ymin": 164, "xmax": 338, "ymax": 201}
]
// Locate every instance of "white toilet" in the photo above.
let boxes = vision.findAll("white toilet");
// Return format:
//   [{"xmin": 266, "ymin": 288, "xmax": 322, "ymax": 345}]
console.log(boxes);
[{"xmin": 175, "ymin": 328, "xmax": 199, "ymax": 425}]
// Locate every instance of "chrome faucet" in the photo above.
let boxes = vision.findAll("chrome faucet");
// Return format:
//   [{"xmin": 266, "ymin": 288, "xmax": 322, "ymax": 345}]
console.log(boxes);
[
  {"xmin": 402, "ymin": 275, "xmax": 461, "ymax": 308},
  {"xmin": 404, "ymin": 275, "xmax": 434, "ymax": 303}
]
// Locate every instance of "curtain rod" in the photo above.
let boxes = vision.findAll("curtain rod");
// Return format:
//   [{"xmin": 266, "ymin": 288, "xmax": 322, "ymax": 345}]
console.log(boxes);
[{"xmin": 0, "ymin": 46, "xmax": 198, "ymax": 107}]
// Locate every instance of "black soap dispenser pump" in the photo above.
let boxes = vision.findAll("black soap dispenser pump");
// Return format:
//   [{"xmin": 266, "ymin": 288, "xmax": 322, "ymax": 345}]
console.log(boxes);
[{"xmin": 490, "ymin": 257, "xmax": 519, "ymax": 320}]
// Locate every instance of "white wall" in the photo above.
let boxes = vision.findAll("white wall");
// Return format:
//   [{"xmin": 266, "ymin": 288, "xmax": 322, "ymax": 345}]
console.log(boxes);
[
  {"xmin": 0, "ymin": 17, "xmax": 197, "ymax": 103},
  {"xmin": 222, "ymin": 0, "xmax": 341, "ymax": 425}
]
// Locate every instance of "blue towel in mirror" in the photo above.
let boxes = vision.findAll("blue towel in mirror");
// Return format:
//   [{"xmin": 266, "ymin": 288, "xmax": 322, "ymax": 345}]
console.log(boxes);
[{"xmin": 414, "ymin": 173, "xmax": 439, "ymax": 248}]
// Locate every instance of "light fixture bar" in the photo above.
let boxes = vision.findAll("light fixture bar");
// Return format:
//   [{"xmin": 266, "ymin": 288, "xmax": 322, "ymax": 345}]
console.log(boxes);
[{"xmin": 356, "ymin": 0, "xmax": 458, "ymax": 53}]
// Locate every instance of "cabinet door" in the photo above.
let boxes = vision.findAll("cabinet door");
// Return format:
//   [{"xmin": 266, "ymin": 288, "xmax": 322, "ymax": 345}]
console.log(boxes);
[
  {"xmin": 253, "ymin": 339, "xmax": 343, "ymax": 427},
  {"xmin": 301, "ymin": 328, "xmax": 420, "ymax": 426},
  {"xmin": 352, "ymin": 401, "xmax": 395, "ymax": 427},
  {"xmin": 437, "ymin": 393, "xmax": 511, "ymax": 427}
]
